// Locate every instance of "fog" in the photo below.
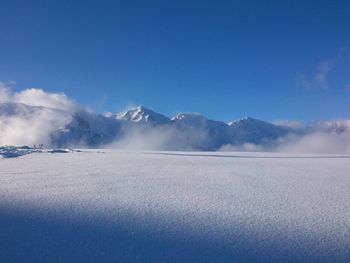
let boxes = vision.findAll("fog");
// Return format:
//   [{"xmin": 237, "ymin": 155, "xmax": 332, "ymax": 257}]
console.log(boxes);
[
  {"xmin": 108, "ymin": 124, "xmax": 211, "ymax": 151},
  {"xmin": 220, "ymin": 132, "xmax": 350, "ymax": 154},
  {"xmin": 275, "ymin": 132, "xmax": 350, "ymax": 154}
]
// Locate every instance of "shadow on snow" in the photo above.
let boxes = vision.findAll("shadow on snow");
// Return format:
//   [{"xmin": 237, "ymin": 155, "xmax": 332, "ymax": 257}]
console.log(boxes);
[{"xmin": 0, "ymin": 207, "xmax": 349, "ymax": 263}]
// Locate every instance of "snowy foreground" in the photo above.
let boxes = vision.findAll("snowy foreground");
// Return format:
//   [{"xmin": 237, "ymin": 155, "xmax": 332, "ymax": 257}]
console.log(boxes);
[{"xmin": 0, "ymin": 150, "xmax": 350, "ymax": 262}]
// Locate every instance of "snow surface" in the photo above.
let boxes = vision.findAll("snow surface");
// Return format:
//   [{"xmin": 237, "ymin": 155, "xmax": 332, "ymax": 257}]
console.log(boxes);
[{"xmin": 0, "ymin": 150, "xmax": 350, "ymax": 262}]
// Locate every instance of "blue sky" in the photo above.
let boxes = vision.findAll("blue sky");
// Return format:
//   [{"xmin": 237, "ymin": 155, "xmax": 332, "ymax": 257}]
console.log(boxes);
[{"xmin": 0, "ymin": 0, "xmax": 349, "ymax": 122}]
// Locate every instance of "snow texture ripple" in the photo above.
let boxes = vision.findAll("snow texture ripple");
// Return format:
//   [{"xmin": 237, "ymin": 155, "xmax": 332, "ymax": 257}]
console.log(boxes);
[{"xmin": 0, "ymin": 150, "xmax": 349, "ymax": 262}]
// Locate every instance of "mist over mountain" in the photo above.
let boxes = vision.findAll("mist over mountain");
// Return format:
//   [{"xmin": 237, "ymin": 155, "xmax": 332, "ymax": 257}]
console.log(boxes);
[
  {"xmin": 1, "ymin": 95, "xmax": 349, "ymax": 153},
  {"xmin": 0, "ymin": 86, "xmax": 349, "ymax": 152}
]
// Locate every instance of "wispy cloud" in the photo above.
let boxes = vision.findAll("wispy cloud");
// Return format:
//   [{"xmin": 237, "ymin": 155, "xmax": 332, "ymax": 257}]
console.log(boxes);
[
  {"xmin": 299, "ymin": 48, "xmax": 346, "ymax": 90},
  {"xmin": 0, "ymin": 81, "xmax": 16, "ymax": 102}
]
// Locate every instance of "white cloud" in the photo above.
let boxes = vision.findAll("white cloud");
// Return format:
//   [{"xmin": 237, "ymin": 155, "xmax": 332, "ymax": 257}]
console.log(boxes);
[
  {"xmin": 0, "ymin": 82, "xmax": 77, "ymax": 112},
  {"xmin": 300, "ymin": 59, "xmax": 336, "ymax": 90},
  {"xmin": 0, "ymin": 107, "xmax": 70, "ymax": 147},
  {"xmin": 273, "ymin": 120, "xmax": 305, "ymax": 129},
  {"xmin": 13, "ymin": 88, "xmax": 77, "ymax": 112},
  {"xmin": 0, "ymin": 82, "xmax": 76, "ymax": 147}
]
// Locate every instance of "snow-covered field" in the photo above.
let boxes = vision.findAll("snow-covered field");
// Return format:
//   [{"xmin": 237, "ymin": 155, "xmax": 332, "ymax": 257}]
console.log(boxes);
[{"xmin": 1, "ymin": 150, "xmax": 350, "ymax": 262}]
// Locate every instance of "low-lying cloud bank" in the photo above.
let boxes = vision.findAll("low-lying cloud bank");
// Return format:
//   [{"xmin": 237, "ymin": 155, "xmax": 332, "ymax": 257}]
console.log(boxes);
[
  {"xmin": 108, "ymin": 124, "xmax": 213, "ymax": 151},
  {"xmin": 220, "ymin": 132, "xmax": 350, "ymax": 154},
  {"xmin": 1, "ymin": 83, "xmax": 349, "ymax": 154}
]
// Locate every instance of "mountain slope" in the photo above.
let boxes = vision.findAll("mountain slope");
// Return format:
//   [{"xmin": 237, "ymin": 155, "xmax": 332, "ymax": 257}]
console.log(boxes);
[
  {"xmin": 52, "ymin": 110, "xmax": 124, "ymax": 147},
  {"xmin": 228, "ymin": 117, "xmax": 292, "ymax": 144},
  {"xmin": 0, "ymin": 102, "xmax": 123, "ymax": 147},
  {"xmin": 172, "ymin": 113, "xmax": 231, "ymax": 150}
]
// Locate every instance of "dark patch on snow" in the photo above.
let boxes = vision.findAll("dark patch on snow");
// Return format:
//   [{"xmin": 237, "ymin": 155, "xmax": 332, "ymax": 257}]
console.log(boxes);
[
  {"xmin": 0, "ymin": 146, "xmax": 82, "ymax": 158},
  {"xmin": 0, "ymin": 146, "xmax": 41, "ymax": 158}
]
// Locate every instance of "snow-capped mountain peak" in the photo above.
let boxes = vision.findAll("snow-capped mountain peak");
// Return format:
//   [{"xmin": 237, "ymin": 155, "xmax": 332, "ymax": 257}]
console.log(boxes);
[
  {"xmin": 115, "ymin": 105, "xmax": 171, "ymax": 125},
  {"xmin": 228, "ymin": 116, "xmax": 256, "ymax": 126},
  {"xmin": 171, "ymin": 113, "xmax": 207, "ymax": 122}
]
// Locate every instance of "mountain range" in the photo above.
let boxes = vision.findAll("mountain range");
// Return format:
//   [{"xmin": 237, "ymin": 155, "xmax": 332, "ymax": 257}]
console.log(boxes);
[{"xmin": 0, "ymin": 102, "xmax": 349, "ymax": 150}]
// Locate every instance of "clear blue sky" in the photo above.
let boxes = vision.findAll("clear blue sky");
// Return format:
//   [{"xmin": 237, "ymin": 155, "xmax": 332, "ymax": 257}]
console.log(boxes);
[{"xmin": 0, "ymin": 0, "xmax": 349, "ymax": 122}]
